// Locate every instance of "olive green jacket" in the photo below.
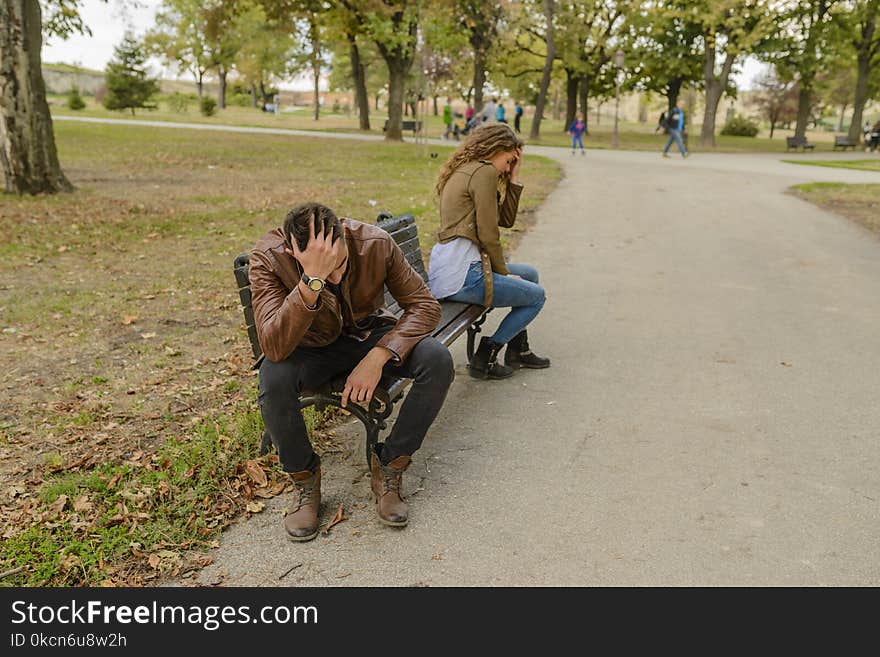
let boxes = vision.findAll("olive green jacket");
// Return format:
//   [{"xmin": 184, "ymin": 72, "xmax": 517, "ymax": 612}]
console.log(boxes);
[{"xmin": 436, "ymin": 160, "xmax": 523, "ymax": 305}]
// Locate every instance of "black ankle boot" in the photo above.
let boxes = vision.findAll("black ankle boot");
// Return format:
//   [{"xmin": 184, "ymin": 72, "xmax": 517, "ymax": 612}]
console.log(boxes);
[
  {"xmin": 469, "ymin": 336, "xmax": 514, "ymax": 380},
  {"xmin": 504, "ymin": 330, "xmax": 550, "ymax": 369}
]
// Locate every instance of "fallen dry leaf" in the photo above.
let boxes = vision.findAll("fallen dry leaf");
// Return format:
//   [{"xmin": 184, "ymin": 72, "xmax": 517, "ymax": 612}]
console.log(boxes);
[
  {"xmin": 244, "ymin": 460, "xmax": 267, "ymax": 487},
  {"xmin": 121, "ymin": 315, "xmax": 138, "ymax": 325},
  {"xmin": 140, "ymin": 332, "xmax": 157, "ymax": 339},
  {"xmin": 322, "ymin": 503, "xmax": 347, "ymax": 534},
  {"xmin": 254, "ymin": 481, "xmax": 285, "ymax": 498},
  {"xmin": 246, "ymin": 501, "xmax": 265, "ymax": 513},
  {"xmin": 148, "ymin": 553, "xmax": 160, "ymax": 569},
  {"xmin": 46, "ymin": 494, "xmax": 69, "ymax": 519},
  {"xmin": 72, "ymin": 495, "xmax": 93, "ymax": 513}
]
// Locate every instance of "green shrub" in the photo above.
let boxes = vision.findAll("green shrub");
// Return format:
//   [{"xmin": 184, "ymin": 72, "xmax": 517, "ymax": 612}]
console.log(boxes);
[
  {"xmin": 200, "ymin": 96, "xmax": 217, "ymax": 116},
  {"xmin": 228, "ymin": 92, "xmax": 252, "ymax": 107},
  {"xmin": 721, "ymin": 115, "xmax": 760, "ymax": 137},
  {"xmin": 167, "ymin": 92, "xmax": 191, "ymax": 113},
  {"xmin": 67, "ymin": 86, "xmax": 86, "ymax": 110}
]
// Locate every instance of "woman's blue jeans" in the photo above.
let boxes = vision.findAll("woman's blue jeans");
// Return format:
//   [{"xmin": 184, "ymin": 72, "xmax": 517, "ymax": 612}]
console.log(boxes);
[{"xmin": 444, "ymin": 262, "xmax": 546, "ymax": 345}]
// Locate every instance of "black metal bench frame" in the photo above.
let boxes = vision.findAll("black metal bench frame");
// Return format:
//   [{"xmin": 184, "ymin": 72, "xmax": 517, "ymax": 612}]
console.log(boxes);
[
  {"xmin": 233, "ymin": 212, "xmax": 490, "ymax": 467},
  {"xmin": 786, "ymin": 136, "xmax": 816, "ymax": 151},
  {"xmin": 833, "ymin": 136, "xmax": 857, "ymax": 151},
  {"xmin": 382, "ymin": 119, "xmax": 422, "ymax": 136}
]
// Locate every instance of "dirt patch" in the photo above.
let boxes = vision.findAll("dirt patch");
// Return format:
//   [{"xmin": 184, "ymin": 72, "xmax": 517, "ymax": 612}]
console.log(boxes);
[{"xmin": 791, "ymin": 183, "xmax": 880, "ymax": 238}]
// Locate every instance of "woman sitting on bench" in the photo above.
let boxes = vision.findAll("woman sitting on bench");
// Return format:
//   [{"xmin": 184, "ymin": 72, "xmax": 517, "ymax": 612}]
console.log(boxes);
[{"xmin": 428, "ymin": 123, "xmax": 551, "ymax": 380}]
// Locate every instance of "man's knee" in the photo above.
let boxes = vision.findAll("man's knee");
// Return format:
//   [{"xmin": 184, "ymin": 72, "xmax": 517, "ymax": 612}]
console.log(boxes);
[
  {"xmin": 410, "ymin": 338, "xmax": 454, "ymax": 385},
  {"xmin": 258, "ymin": 357, "xmax": 306, "ymax": 401}
]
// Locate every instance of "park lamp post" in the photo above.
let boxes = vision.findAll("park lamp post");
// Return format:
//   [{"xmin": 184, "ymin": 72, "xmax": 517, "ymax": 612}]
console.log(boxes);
[{"xmin": 612, "ymin": 49, "xmax": 624, "ymax": 149}]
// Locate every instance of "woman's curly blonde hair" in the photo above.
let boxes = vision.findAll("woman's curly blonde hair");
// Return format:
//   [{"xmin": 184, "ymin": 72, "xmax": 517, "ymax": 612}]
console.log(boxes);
[{"xmin": 435, "ymin": 123, "xmax": 524, "ymax": 197}]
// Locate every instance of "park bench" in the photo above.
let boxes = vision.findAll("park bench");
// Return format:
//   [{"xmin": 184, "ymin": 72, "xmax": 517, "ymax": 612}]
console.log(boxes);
[
  {"xmin": 233, "ymin": 212, "xmax": 490, "ymax": 466},
  {"xmin": 833, "ymin": 135, "xmax": 857, "ymax": 151},
  {"xmin": 786, "ymin": 135, "xmax": 816, "ymax": 151},
  {"xmin": 382, "ymin": 119, "xmax": 422, "ymax": 137}
]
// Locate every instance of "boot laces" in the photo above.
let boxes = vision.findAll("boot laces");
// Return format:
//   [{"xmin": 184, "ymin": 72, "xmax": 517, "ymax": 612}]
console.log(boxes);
[
  {"xmin": 381, "ymin": 469, "xmax": 403, "ymax": 497},
  {"xmin": 290, "ymin": 479, "xmax": 315, "ymax": 511}
]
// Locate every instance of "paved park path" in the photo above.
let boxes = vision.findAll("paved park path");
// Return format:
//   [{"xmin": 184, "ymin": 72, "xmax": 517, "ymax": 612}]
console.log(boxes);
[{"xmin": 74, "ymin": 115, "xmax": 879, "ymax": 585}]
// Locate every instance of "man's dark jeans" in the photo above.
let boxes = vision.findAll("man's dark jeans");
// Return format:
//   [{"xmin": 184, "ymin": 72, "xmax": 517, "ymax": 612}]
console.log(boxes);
[{"xmin": 258, "ymin": 325, "xmax": 454, "ymax": 473}]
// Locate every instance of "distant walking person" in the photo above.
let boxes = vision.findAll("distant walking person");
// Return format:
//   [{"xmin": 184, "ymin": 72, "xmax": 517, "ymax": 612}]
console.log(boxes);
[
  {"xmin": 496, "ymin": 102, "xmax": 506, "ymax": 123},
  {"xmin": 479, "ymin": 97, "xmax": 498, "ymax": 124},
  {"xmin": 443, "ymin": 97, "xmax": 454, "ymax": 140},
  {"xmin": 514, "ymin": 101, "xmax": 523, "ymax": 133},
  {"xmin": 662, "ymin": 100, "xmax": 688, "ymax": 158},
  {"xmin": 568, "ymin": 113, "xmax": 586, "ymax": 155}
]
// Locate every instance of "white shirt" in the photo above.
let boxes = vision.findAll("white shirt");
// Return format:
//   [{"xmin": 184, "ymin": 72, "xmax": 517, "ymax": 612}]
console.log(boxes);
[{"xmin": 428, "ymin": 238, "xmax": 481, "ymax": 299}]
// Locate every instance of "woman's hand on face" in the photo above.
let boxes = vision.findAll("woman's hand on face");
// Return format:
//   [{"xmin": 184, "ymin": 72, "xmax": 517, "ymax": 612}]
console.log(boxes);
[{"xmin": 510, "ymin": 147, "xmax": 523, "ymax": 182}]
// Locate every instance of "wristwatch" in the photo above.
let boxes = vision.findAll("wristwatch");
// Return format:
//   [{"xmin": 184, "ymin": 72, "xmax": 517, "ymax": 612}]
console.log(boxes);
[{"xmin": 300, "ymin": 272, "xmax": 326, "ymax": 292}]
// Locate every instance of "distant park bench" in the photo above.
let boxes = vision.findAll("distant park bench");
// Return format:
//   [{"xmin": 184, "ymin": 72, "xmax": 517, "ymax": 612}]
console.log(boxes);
[
  {"xmin": 786, "ymin": 136, "xmax": 816, "ymax": 151},
  {"xmin": 233, "ymin": 212, "xmax": 490, "ymax": 466},
  {"xmin": 833, "ymin": 135, "xmax": 857, "ymax": 151},
  {"xmin": 383, "ymin": 119, "xmax": 422, "ymax": 137}
]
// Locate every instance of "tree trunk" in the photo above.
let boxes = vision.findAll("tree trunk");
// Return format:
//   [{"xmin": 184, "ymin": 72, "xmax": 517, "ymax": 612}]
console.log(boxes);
[
  {"xmin": 217, "ymin": 67, "xmax": 227, "ymax": 109},
  {"xmin": 837, "ymin": 103, "xmax": 847, "ymax": 132},
  {"xmin": 700, "ymin": 40, "xmax": 736, "ymax": 148},
  {"xmin": 309, "ymin": 16, "xmax": 321, "ymax": 121},
  {"xmin": 578, "ymin": 75, "xmax": 590, "ymax": 135},
  {"xmin": 529, "ymin": 0, "xmax": 555, "ymax": 140},
  {"xmin": 473, "ymin": 47, "xmax": 487, "ymax": 115},
  {"xmin": 259, "ymin": 80, "xmax": 268, "ymax": 104},
  {"xmin": 701, "ymin": 81, "xmax": 722, "ymax": 147},
  {"xmin": 433, "ymin": 95, "xmax": 438, "ymax": 115},
  {"xmin": 666, "ymin": 77, "xmax": 682, "ymax": 113},
  {"xmin": 848, "ymin": 38, "xmax": 874, "ymax": 143},
  {"xmin": 348, "ymin": 35, "xmax": 370, "ymax": 130},
  {"xmin": 564, "ymin": 70, "xmax": 577, "ymax": 131},
  {"xmin": 0, "ymin": 0, "xmax": 72, "ymax": 194},
  {"xmin": 312, "ymin": 55, "xmax": 320, "ymax": 120},
  {"xmin": 196, "ymin": 72, "xmax": 203, "ymax": 99},
  {"xmin": 794, "ymin": 85, "xmax": 812, "ymax": 140},
  {"xmin": 375, "ymin": 93, "xmax": 380, "ymax": 110},
  {"xmin": 385, "ymin": 64, "xmax": 407, "ymax": 141},
  {"xmin": 250, "ymin": 82, "xmax": 258, "ymax": 108}
]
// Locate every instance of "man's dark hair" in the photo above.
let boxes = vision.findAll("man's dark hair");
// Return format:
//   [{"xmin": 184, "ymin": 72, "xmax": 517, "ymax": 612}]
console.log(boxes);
[{"xmin": 283, "ymin": 202, "xmax": 342, "ymax": 251}]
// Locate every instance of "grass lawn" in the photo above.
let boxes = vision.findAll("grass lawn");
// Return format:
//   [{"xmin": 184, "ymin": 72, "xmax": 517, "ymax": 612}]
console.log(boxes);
[
  {"xmin": 0, "ymin": 121, "xmax": 561, "ymax": 585},
  {"xmin": 782, "ymin": 159, "xmax": 880, "ymax": 172},
  {"xmin": 791, "ymin": 182, "xmax": 880, "ymax": 237},
  {"xmin": 51, "ymin": 94, "xmax": 846, "ymax": 154}
]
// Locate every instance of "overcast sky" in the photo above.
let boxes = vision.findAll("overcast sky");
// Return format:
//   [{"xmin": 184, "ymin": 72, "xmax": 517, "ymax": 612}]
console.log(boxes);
[{"xmin": 42, "ymin": 0, "xmax": 766, "ymax": 91}]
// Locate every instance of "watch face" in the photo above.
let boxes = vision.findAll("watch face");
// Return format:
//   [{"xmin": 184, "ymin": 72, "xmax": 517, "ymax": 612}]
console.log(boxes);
[{"xmin": 307, "ymin": 278, "xmax": 324, "ymax": 292}]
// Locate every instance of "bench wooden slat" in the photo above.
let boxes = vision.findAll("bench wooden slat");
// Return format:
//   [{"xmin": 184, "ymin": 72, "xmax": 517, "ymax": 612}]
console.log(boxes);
[
  {"xmin": 388, "ymin": 224, "xmax": 418, "ymax": 245},
  {"xmin": 396, "ymin": 235, "xmax": 421, "ymax": 257},
  {"xmin": 376, "ymin": 214, "xmax": 415, "ymax": 234},
  {"xmin": 434, "ymin": 301, "xmax": 487, "ymax": 347}
]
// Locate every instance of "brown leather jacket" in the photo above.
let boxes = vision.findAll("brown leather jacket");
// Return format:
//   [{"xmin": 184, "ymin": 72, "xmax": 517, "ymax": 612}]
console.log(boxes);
[
  {"xmin": 436, "ymin": 160, "xmax": 523, "ymax": 305},
  {"xmin": 250, "ymin": 219, "xmax": 441, "ymax": 363}
]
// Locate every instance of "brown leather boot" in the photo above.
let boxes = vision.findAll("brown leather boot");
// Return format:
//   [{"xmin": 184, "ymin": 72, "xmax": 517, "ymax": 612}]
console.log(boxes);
[
  {"xmin": 284, "ymin": 468, "xmax": 321, "ymax": 542},
  {"xmin": 370, "ymin": 449, "xmax": 411, "ymax": 527}
]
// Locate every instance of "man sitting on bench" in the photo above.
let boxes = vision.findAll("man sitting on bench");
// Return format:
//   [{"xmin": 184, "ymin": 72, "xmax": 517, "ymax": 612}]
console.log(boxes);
[{"xmin": 249, "ymin": 202, "xmax": 454, "ymax": 541}]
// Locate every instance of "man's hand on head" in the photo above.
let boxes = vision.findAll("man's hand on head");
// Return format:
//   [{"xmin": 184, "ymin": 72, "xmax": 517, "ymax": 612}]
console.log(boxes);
[
  {"xmin": 284, "ymin": 215, "xmax": 344, "ymax": 281},
  {"xmin": 340, "ymin": 347, "xmax": 395, "ymax": 408}
]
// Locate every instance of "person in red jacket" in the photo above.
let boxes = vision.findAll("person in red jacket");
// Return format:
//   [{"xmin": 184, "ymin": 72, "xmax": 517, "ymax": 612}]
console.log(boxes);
[{"xmin": 568, "ymin": 113, "xmax": 586, "ymax": 155}]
